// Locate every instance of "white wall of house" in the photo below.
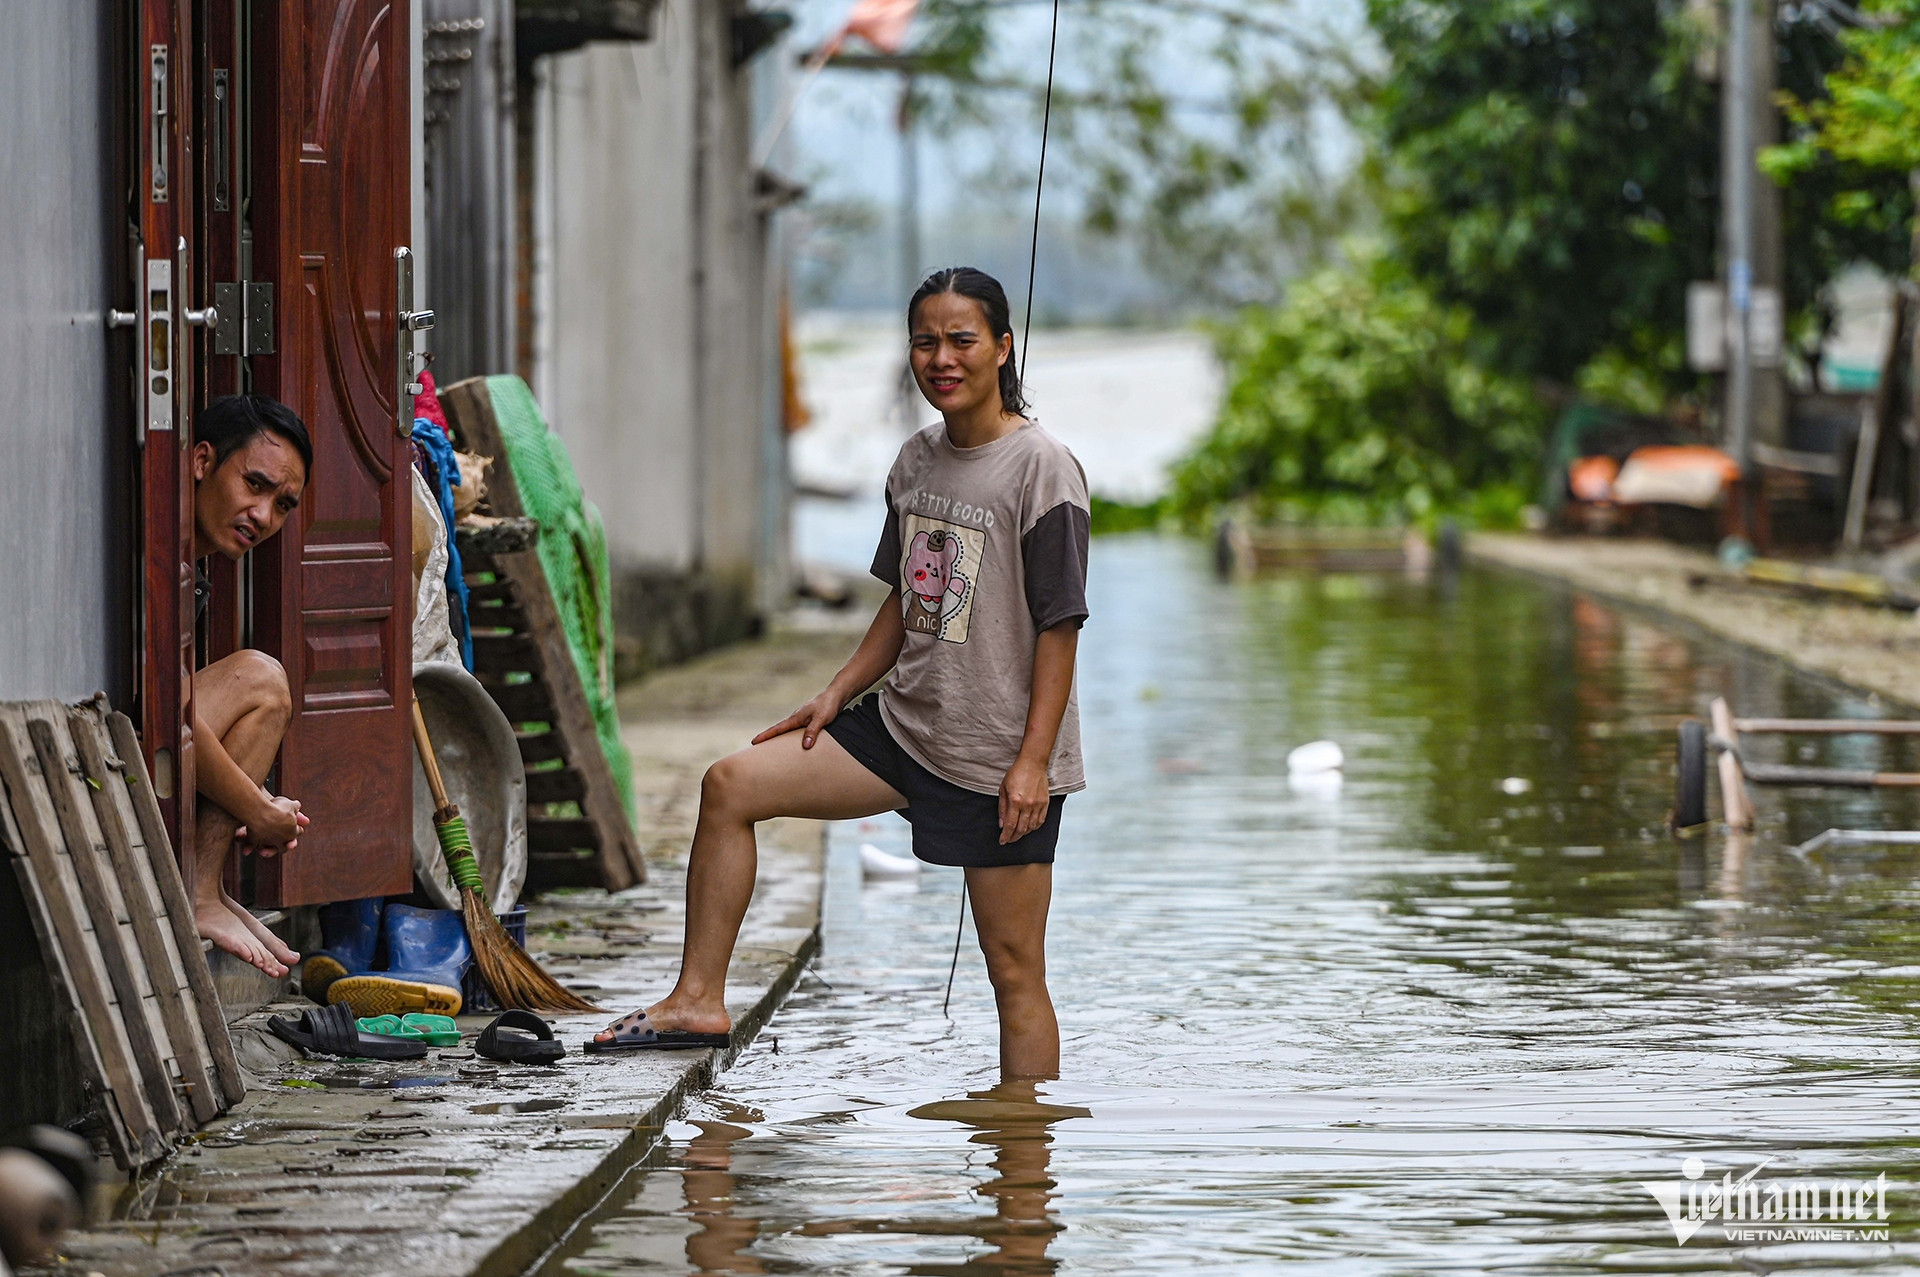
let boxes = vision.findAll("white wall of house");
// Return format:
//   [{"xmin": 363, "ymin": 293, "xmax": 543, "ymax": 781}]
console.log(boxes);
[
  {"xmin": 0, "ymin": 2, "xmax": 127, "ymax": 702},
  {"xmin": 530, "ymin": 0, "xmax": 787, "ymax": 636}
]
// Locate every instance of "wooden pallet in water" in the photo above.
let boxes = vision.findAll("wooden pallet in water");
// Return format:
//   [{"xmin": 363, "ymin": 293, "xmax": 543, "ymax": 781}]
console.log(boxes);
[
  {"xmin": 0, "ymin": 699, "xmax": 245, "ymax": 1169},
  {"xmin": 438, "ymin": 376, "xmax": 644, "ymax": 893}
]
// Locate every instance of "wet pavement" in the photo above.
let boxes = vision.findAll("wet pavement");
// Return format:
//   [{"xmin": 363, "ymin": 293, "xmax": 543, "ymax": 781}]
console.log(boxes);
[
  {"xmin": 539, "ymin": 536, "xmax": 1920, "ymax": 1275},
  {"xmin": 41, "ymin": 632, "xmax": 851, "ymax": 1277}
]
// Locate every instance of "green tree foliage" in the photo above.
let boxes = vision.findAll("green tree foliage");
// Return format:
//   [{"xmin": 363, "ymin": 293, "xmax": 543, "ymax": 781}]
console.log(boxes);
[
  {"xmin": 1763, "ymin": 0, "xmax": 1920, "ymax": 273},
  {"xmin": 1171, "ymin": 253, "xmax": 1546, "ymax": 523},
  {"xmin": 1368, "ymin": 0, "xmax": 1719, "ymax": 388}
]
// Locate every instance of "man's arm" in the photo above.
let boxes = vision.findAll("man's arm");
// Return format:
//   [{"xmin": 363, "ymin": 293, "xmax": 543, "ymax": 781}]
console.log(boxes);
[
  {"xmin": 998, "ymin": 623, "xmax": 1078, "ymax": 845},
  {"xmin": 192, "ymin": 704, "xmax": 302, "ymax": 850}
]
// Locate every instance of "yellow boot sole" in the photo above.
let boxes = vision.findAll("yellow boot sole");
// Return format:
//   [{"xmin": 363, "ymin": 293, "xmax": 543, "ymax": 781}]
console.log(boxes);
[
  {"xmin": 327, "ymin": 975, "xmax": 463, "ymax": 1018},
  {"xmin": 300, "ymin": 954, "xmax": 350, "ymax": 1003}
]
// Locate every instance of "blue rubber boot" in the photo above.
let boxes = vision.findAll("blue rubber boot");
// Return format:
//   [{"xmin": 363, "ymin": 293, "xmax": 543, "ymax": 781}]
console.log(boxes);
[
  {"xmin": 300, "ymin": 897, "xmax": 382, "ymax": 1003},
  {"xmin": 326, "ymin": 904, "xmax": 472, "ymax": 1018}
]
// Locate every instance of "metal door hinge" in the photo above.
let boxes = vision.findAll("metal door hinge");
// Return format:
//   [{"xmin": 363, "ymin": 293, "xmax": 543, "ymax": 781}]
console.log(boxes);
[{"xmin": 212, "ymin": 282, "xmax": 274, "ymax": 356}]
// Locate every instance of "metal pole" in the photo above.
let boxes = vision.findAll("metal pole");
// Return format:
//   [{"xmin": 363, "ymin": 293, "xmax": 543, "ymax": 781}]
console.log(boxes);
[{"xmin": 1725, "ymin": 0, "xmax": 1755, "ymax": 474}]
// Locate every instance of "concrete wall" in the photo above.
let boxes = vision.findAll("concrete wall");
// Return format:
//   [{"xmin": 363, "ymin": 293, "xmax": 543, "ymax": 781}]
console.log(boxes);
[
  {"xmin": 0, "ymin": 0, "xmax": 120, "ymax": 1130},
  {"xmin": 0, "ymin": 1, "xmax": 129, "ymax": 704},
  {"xmin": 530, "ymin": 0, "xmax": 789, "ymax": 675}
]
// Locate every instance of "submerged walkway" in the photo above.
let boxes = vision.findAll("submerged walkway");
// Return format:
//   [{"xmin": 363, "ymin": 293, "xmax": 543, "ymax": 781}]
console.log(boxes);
[
  {"xmin": 1469, "ymin": 532, "xmax": 1920, "ymax": 710},
  {"xmin": 45, "ymin": 616, "xmax": 861, "ymax": 1277}
]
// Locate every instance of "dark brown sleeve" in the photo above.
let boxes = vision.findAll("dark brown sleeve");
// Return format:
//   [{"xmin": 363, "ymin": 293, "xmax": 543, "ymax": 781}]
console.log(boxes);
[
  {"xmin": 1022, "ymin": 500, "xmax": 1090, "ymax": 631},
  {"xmin": 871, "ymin": 487, "xmax": 902, "ymax": 589}
]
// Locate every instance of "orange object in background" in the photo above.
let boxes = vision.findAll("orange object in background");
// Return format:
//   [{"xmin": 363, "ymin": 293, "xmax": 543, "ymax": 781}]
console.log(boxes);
[
  {"xmin": 1567, "ymin": 455, "xmax": 1620, "ymax": 502},
  {"xmin": 1612, "ymin": 445, "xmax": 1742, "ymax": 509}
]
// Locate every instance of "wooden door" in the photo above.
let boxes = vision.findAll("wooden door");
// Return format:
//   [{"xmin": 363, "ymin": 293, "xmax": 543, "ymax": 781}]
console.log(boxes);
[
  {"xmin": 247, "ymin": 0, "xmax": 416, "ymax": 905},
  {"xmin": 137, "ymin": 0, "xmax": 198, "ymax": 867}
]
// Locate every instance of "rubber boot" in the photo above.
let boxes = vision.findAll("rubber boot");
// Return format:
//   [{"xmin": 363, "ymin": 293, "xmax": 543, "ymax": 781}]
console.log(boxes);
[
  {"xmin": 300, "ymin": 897, "xmax": 382, "ymax": 1004},
  {"xmin": 326, "ymin": 903, "xmax": 471, "ymax": 1017}
]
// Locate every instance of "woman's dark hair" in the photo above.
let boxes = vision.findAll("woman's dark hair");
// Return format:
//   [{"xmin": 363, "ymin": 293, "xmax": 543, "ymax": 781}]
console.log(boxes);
[
  {"xmin": 195, "ymin": 394, "xmax": 314, "ymax": 483},
  {"xmin": 907, "ymin": 267, "xmax": 1028, "ymax": 417}
]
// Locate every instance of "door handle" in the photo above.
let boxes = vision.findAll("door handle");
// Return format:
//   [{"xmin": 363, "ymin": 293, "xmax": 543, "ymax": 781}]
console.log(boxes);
[
  {"xmin": 175, "ymin": 237, "xmax": 219, "ymax": 329},
  {"xmin": 394, "ymin": 247, "xmax": 427, "ymax": 436}
]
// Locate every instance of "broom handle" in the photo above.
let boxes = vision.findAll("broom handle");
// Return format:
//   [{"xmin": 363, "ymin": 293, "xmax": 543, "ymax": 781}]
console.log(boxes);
[{"xmin": 410, "ymin": 697, "xmax": 457, "ymax": 815}]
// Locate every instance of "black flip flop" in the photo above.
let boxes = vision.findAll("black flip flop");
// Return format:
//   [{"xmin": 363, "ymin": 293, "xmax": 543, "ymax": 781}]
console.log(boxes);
[
  {"xmin": 475, "ymin": 1010, "xmax": 566, "ymax": 1066},
  {"xmin": 582, "ymin": 1009, "xmax": 731, "ymax": 1054},
  {"xmin": 267, "ymin": 1003, "xmax": 428, "ymax": 1060}
]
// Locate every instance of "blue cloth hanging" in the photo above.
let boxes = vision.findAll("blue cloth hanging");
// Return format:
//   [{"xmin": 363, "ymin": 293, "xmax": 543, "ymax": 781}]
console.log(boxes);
[{"xmin": 412, "ymin": 418, "xmax": 474, "ymax": 670}]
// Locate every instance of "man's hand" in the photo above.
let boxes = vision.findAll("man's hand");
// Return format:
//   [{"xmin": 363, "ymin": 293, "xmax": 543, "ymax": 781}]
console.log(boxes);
[
  {"xmin": 235, "ymin": 793, "xmax": 307, "ymax": 856},
  {"xmin": 753, "ymin": 689, "xmax": 845, "ymax": 750},
  {"xmin": 998, "ymin": 754, "xmax": 1051, "ymax": 845}
]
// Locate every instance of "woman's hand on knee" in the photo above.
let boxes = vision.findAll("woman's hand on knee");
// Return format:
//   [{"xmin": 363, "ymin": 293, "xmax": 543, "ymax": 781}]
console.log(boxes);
[{"xmin": 752, "ymin": 689, "xmax": 843, "ymax": 750}]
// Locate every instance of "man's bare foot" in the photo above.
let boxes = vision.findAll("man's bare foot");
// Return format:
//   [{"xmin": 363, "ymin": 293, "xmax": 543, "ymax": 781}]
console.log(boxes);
[
  {"xmin": 593, "ymin": 999, "xmax": 731, "ymax": 1044},
  {"xmin": 221, "ymin": 891, "xmax": 301, "ymax": 969},
  {"xmin": 195, "ymin": 899, "xmax": 288, "ymax": 978}
]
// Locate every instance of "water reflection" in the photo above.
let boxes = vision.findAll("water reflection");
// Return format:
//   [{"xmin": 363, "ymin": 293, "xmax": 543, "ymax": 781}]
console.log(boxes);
[
  {"xmin": 549, "ymin": 538, "xmax": 1920, "ymax": 1273},
  {"xmin": 791, "ymin": 1084, "xmax": 1086, "ymax": 1277}
]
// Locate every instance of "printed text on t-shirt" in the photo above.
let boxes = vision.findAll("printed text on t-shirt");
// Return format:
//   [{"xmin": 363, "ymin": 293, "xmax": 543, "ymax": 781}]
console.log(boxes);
[{"xmin": 905, "ymin": 489, "xmax": 996, "ymax": 529}]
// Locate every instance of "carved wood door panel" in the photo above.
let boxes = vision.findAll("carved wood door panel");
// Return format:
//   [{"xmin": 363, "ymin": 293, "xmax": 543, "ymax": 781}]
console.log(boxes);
[{"xmin": 249, "ymin": 0, "xmax": 415, "ymax": 905}]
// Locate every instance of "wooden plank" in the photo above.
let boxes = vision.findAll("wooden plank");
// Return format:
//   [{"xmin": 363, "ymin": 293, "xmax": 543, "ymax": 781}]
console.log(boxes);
[
  {"xmin": 526, "ymin": 768, "xmax": 587, "ymax": 805},
  {"xmin": 70, "ymin": 708, "xmax": 221, "ymax": 1124},
  {"xmin": 0, "ymin": 710, "xmax": 160, "ymax": 1167},
  {"xmin": 1735, "ymin": 718, "xmax": 1920, "ymax": 735},
  {"xmin": 107, "ymin": 711, "xmax": 246, "ymax": 1107},
  {"xmin": 524, "ymin": 851, "xmax": 607, "ymax": 890},
  {"xmin": 1710, "ymin": 698, "xmax": 1754, "ymax": 831},
  {"xmin": 528, "ymin": 818, "xmax": 603, "ymax": 854},
  {"xmin": 27, "ymin": 718, "xmax": 185, "ymax": 1137},
  {"xmin": 517, "ymin": 732, "xmax": 568, "ymax": 766},
  {"xmin": 440, "ymin": 378, "xmax": 643, "ymax": 890},
  {"xmin": 470, "ymin": 631, "xmax": 541, "ymax": 669},
  {"xmin": 488, "ymin": 681, "xmax": 558, "ymax": 723}
]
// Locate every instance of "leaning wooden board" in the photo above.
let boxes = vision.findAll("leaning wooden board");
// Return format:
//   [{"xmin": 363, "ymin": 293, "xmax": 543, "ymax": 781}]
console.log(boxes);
[
  {"xmin": 437, "ymin": 376, "xmax": 645, "ymax": 892},
  {"xmin": 0, "ymin": 699, "xmax": 242, "ymax": 1169}
]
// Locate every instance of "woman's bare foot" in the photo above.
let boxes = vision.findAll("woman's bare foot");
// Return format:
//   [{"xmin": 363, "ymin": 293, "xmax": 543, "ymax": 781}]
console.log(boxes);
[
  {"xmin": 195, "ymin": 899, "xmax": 288, "ymax": 977},
  {"xmin": 222, "ymin": 890, "xmax": 301, "ymax": 969},
  {"xmin": 593, "ymin": 999, "xmax": 731, "ymax": 1044}
]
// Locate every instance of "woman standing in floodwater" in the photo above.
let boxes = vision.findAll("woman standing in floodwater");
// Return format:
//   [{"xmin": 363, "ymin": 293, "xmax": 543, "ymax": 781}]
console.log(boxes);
[{"xmin": 590, "ymin": 267, "xmax": 1090, "ymax": 1078}]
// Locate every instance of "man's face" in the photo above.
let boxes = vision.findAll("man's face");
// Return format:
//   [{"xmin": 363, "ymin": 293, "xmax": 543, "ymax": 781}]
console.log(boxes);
[{"xmin": 192, "ymin": 433, "xmax": 306, "ymax": 560}]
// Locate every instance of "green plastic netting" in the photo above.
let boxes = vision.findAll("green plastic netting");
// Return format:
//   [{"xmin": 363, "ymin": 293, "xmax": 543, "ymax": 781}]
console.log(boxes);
[{"xmin": 482, "ymin": 375, "xmax": 636, "ymax": 825}]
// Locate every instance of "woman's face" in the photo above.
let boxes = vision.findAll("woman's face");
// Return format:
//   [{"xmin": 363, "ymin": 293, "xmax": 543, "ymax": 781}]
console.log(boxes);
[{"xmin": 909, "ymin": 292, "xmax": 1010, "ymax": 417}]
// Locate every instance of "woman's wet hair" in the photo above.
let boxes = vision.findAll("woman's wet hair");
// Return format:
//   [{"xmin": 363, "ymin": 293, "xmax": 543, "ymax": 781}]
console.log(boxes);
[
  {"xmin": 195, "ymin": 394, "xmax": 314, "ymax": 482},
  {"xmin": 907, "ymin": 267, "xmax": 1028, "ymax": 417}
]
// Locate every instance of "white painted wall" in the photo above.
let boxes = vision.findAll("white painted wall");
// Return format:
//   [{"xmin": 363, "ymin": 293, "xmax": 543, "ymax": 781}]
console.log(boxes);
[{"xmin": 531, "ymin": 0, "xmax": 783, "ymax": 600}]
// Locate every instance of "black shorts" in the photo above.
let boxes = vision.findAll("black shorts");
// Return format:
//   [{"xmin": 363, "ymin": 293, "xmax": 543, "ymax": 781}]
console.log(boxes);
[{"xmin": 825, "ymin": 696, "xmax": 1064, "ymax": 868}]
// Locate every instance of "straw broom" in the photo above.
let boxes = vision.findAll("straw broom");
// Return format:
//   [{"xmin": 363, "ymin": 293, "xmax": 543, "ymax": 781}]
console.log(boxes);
[{"xmin": 411, "ymin": 697, "xmax": 600, "ymax": 1013}]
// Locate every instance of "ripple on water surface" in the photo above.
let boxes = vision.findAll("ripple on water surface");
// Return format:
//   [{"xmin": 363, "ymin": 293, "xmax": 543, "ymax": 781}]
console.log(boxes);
[{"xmin": 543, "ymin": 537, "xmax": 1920, "ymax": 1275}]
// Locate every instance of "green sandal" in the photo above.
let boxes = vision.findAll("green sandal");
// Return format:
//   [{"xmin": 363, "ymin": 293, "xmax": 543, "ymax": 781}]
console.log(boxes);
[{"xmin": 355, "ymin": 1013, "xmax": 462, "ymax": 1047}]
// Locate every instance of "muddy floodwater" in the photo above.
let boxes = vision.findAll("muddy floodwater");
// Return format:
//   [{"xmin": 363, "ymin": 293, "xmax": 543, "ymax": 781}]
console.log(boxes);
[{"xmin": 542, "ymin": 536, "xmax": 1920, "ymax": 1274}]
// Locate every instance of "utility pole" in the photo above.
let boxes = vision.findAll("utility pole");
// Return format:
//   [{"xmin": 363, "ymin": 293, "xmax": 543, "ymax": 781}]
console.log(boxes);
[
  {"xmin": 1722, "ymin": 0, "xmax": 1785, "ymax": 473},
  {"xmin": 897, "ymin": 72, "xmax": 921, "ymax": 422}
]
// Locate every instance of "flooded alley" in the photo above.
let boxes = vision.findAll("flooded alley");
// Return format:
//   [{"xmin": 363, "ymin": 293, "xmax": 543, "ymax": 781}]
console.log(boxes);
[{"xmin": 539, "ymin": 538, "xmax": 1920, "ymax": 1274}]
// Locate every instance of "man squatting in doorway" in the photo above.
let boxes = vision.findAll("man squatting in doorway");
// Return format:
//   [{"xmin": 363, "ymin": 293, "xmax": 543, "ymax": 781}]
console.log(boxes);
[{"xmin": 187, "ymin": 395, "xmax": 314, "ymax": 977}]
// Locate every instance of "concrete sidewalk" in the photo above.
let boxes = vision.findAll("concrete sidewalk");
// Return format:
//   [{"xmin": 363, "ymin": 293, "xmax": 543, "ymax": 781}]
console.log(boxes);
[
  {"xmin": 1468, "ymin": 533, "xmax": 1920, "ymax": 711},
  {"xmin": 44, "ymin": 614, "xmax": 863, "ymax": 1277}
]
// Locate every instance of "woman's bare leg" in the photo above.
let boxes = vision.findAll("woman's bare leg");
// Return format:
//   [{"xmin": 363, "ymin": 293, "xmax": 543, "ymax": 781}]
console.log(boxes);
[
  {"xmin": 597, "ymin": 730, "xmax": 905, "ymax": 1041},
  {"xmin": 966, "ymin": 863, "xmax": 1058, "ymax": 1078}
]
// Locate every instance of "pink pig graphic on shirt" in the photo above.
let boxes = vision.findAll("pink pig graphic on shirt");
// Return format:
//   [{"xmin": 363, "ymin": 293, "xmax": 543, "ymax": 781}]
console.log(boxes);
[{"xmin": 905, "ymin": 528, "xmax": 968, "ymax": 636}]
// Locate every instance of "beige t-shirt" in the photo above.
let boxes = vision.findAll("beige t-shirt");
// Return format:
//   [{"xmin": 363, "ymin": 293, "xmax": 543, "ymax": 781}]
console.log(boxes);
[{"xmin": 870, "ymin": 420, "xmax": 1091, "ymax": 795}]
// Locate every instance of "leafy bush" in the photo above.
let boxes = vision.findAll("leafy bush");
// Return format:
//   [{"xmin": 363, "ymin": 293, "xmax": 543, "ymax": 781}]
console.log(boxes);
[{"xmin": 1171, "ymin": 253, "xmax": 1545, "ymax": 524}]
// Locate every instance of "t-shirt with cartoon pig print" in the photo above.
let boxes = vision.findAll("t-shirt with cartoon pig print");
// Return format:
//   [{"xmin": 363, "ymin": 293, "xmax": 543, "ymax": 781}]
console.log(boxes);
[{"xmin": 868, "ymin": 419, "xmax": 1090, "ymax": 796}]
